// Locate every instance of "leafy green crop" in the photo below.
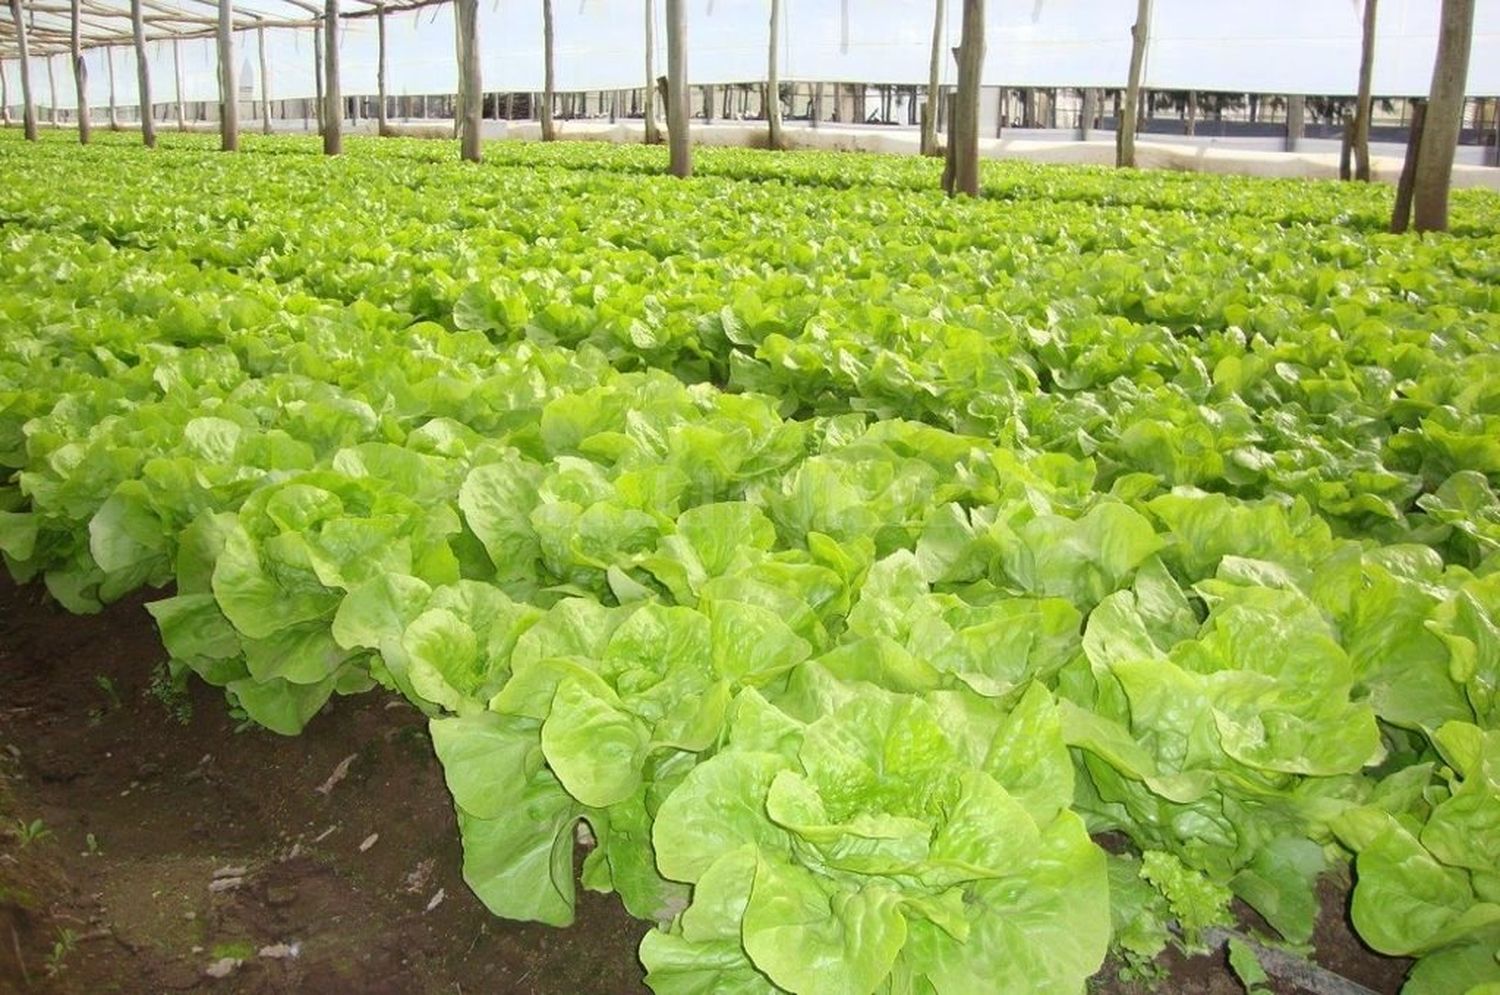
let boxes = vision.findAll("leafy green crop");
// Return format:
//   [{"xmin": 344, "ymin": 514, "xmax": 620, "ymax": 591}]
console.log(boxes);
[{"xmin": 2, "ymin": 128, "xmax": 1499, "ymax": 993}]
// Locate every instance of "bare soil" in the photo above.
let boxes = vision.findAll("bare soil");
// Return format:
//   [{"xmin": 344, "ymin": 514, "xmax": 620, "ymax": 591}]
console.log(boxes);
[
  {"xmin": 0, "ymin": 576, "xmax": 1411, "ymax": 995},
  {"xmin": 0, "ymin": 578, "xmax": 648, "ymax": 995}
]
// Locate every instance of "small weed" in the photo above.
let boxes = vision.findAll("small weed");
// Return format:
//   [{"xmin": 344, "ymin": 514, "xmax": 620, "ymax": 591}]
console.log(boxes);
[
  {"xmin": 148, "ymin": 663, "xmax": 193, "ymax": 726},
  {"xmin": 84, "ymin": 832, "xmax": 103, "ymax": 857},
  {"xmin": 211, "ymin": 940, "xmax": 255, "ymax": 961},
  {"xmin": 94, "ymin": 675, "xmax": 122, "ymax": 710},
  {"xmin": 45, "ymin": 927, "xmax": 78, "ymax": 977},
  {"xmin": 13, "ymin": 818, "xmax": 52, "ymax": 847}
]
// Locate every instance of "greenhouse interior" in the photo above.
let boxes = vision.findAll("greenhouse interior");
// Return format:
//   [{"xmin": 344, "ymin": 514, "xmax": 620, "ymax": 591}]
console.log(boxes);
[{"xmin": 0, "ymin": 1, "xmax": 1498, "ymax": 994}]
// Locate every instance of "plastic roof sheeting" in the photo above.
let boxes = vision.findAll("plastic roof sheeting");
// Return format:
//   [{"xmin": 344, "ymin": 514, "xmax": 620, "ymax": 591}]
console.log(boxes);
[{"xmin": 3, "ymin": 0, "xmax": 1498, "ymax": 108}]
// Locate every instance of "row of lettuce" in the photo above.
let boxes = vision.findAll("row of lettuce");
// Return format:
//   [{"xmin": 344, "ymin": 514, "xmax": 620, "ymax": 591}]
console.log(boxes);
[
  {"xmin": 1, "ymin": 140, "xmax": 1498, "ymax": 993},
  {"xmin": 2, "ymin": 138, "xmax": 1497, "ymax": 562}
]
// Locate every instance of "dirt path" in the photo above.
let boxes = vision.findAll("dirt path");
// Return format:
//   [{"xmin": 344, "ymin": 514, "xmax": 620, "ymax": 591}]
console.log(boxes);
[{"xmin": 0, "ymin": 578, "xmax": 649, "ymax": 995}]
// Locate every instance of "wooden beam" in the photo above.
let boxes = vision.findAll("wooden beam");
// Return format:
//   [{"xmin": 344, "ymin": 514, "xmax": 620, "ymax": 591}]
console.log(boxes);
[
  {"xmin": 766, "ymin": 0, "xmax": 781, "ymax": 149},
  {"xmin": 1413, "ymin": 0, "xmax": 1475, "ymax": 232},
  {"xmin": 1391, "ymin": 99, "xmax": 1425, "ymax": 232},
  {"xmin": 312, "ymin": 16, "xmax": 322, "ymax": 131},
  {"xmin": 1352, "ymin": 0, "xmax": 1377, "ymax": 180},
  {"xmin": 131, "ymin": 0, "xmax": 153, "ymax": 145},
  {"xmin": 9, "ymin": 0, "xmax": 35, "ymax": 136},
  {"xmin": 45, "ymin": 50, "xmax": 56, "ymax": 123},
  {"xmin": 540, "ymin": 0, "xmax": 555, "ymax": 139},
  {"xmin": 104, "ymin": 35, "xmax": 116, "ymax": 127},
  {"xmin": 217, "ymin": 0, "xmax": 237, "ymax": 150},
  {"xmin": 256, "ymin": 22, "xmax": 268, "ymax": 132},
  {"xmin": 921, "ymin": 0, "xmax": 942, "ymax": 156},
  {"xmin": 944, "ymin": 0, "xmax": 983, "ymax": 197},
  {"xmin": 643, "ymin": 0, "xmax": 658, "ymax": 143},
  {"xmin": 1116, "ymin": 0, "xmax": 1149, "ymax": 167},
  {"xmin": 70, "ymin": 0, "xmax": 88, "ymax": 141},
  {"xmin": 665, "ymin": 0, "xmax": 688, "ymax": 175},
  {"xmin": 1079, "ymin": 86, "xmax": 1096, "ymax": 140},
  {"xmin": 455, "ymin": 0, "xmax": 478, "ymax": 160},
  {"xmin": 374, "ymin": 0, "xmax": 385, "ymax": 133},
  {"xmin": 171, "ymin": 33, "xmax": 183, "ymax": 128},
  {"xmin": 322, "ymin": 0, "xmax": 339, "ymax": 152}
]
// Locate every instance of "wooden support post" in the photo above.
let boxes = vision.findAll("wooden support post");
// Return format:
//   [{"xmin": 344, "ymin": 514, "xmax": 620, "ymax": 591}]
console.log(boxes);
[
  {"xmin": 46, "ymin": 53, "xmax": 57, "ymax": 125},
  {"xmin": 811, "ymin": 81, "xmax": 822, "ymax": 128},
  {"xmin": 643, "ymin": 0, "xmax": 660, "ymax": 143},
  {"xmin": 504, "ymin": 91, "xmax": 513, "ymax": 121},
  {"xmin": 1412, "ymin": 0, "xmax": 1474, "ymax": 232},
  {"xmin": 1492, "ymin": 97, "xmax": 1499, "ymax": 166},
  {"xmin": 943, "ymin": 0, "xmax": 984, "ymax": 197},
  {"xmin": 767, "ymin": 0, "xmax": 782, "ymax": 148},
  {"xmin": 70, "ymin": 0, "xmax": 89, "ymax": 143},
  {"xmin": 1391, "ymin": 100, "xmax": 1426, "ymax": 232},
  {"xmin": 1117, "ymin": 0, "xmax": 1149, "ymax": 166},
  {"xmin": 376, "ymin": 2, "xmax": 388, "ymax": 134},
  {"xmin": 1, "ymin": 59, "xmax": 10, "ymax": 127},
  {"xmin": 703, "ymin": 83, "xmax": 713, "ymax": 123},
  {"xmin": 1340, "ymin": 114, "xmax": 1353, "ymax": 178},
  {"xmin": 1079, "ymin": 87, "xmax": 1096, "ymax": 140},
  {"xmin": 172, "ymin": 36, "xmax": 185, "ymax": 130},
  {"xmin": 1285, "ymin": 93, "xmax": 1304, "ymax": 152},
  {"xmin": 9, "ymin": 0, "xmax": 35, "ymax": 140},
  {"xmin": 541, "ymin": 0, "xmax": 556, "ymax": 140},
  {"xmin": 610, "ymin": 88, "xmax": 619, "ymax": 123},
  {"xmin": 1185, "ymin": 89, "xmax": 1195, "ymax": 136},
  {"xmin": 313, "ymin": 23, "xmax": 324, "ymax": 134},
  {"xmin": 920, "ymin": 0, "xmax": 943, "ymax": 154},
  {"xmin": 1352, "ymin": 0, "xmax": 1377, "ymax": 180},
  {"xmin": 256, "ymin": 25, "xmax": 270, "ymax": 135},
  {"xmin": 323, "ymin": 0, "xmax": 341, "ymax": 153},
  {"xmin": 106, "ymin": 44, "xmax": 118, "ymax": 129},
  {"xmin": 456, "ymin": 0, "xmax": 480, "ymax": 161},
  {"xmin": 665, "ymin": 0, "xmax": 690, "ymax": 176},
  {"xmin": 131, "ymin": 0, "xmax": 154, "ymax": 146},
  {"xmin": 217, "ymin": 0, "xmax": 238, "ymax": 150}
]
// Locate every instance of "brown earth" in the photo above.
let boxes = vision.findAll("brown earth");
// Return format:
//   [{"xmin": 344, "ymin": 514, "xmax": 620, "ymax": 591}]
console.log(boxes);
[
  {"xmin": 0, "ymin": 577, "xmax": 648, "ymax": 995},
  {"xmin": 0, "ymin": 576, "xmax": 1410, "ymax": 995}
]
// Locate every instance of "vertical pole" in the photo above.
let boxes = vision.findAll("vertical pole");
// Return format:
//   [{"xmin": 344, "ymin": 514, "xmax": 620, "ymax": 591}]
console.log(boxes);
[
  {"xmin": 323, "ymin": 0, "xmax": 340, "ymax": 153},
  {"xmin": 257, "ymin": 24, "xmax": 270, "ymax": 134},
  {"xmin": 541, "ymin": 0, "xmax": 556, "ymax": 139},
  {"xmin": 313, "ymin": 23, "xmax": 324, "ymax": 134},
  {"xmin": 46, "ymin": 53, "xmax": 57, "ymax": 125},
  {"xmin": 131, "ymin": 0, "xmax": 154, "ymax": 146},
  {"xmin": 1285, "ymin": 93, "xmax": 1304, "ymax": 151},
  {"xmin": 70, "ymin": 0, "xmax": 89, "ymax": 143},
  {"xmin": 1391, "ymin": 100, "xmax": 1426, "ymax": 232},
  {"xmin": 943, "ymin": 0, "xmax": 984, "ymax": 197},
  {"xmin": 811, "ymin": 81, "xmax": 822, "ymax": 128},
  {"xmin": 1116, "ymin": 0, "xmax": 1149, "ymax": 167},
  {"xmin": 172, "ymin": 36, "xmax": 185, "ymax": 130},
  {"xmin": 376, "ymin": 2, "xmax": 388, "ymax": 134},
  {"xmin": 106, "ymin": 43, "xmax": 118, "ymax": 128},
  {"xmin": 1, "ymin": 58, "xmax": 10, "ymax": 127},
  {"xmin": 1352, "ymin": 0, "xmax": 1378, "ymax": 181},
  {"xmin": 1492, "ymin": 97, "xmax": 1499, "ymax": 166},
  {"xmin": 643, "ymin": 0, "xmax": 659, "ymax": 143},
  {"xmin": 1412, "ymin": 0, "xmax": 1474, "ymax": 232},
  {"xmin": 8, "ymin": 0, "xmax": 35, "ymax": 139},
  {"xmin": 218, "ymin": 0, "xmax": 238, "ymax": 150},
  {"xmin": 767, "ymin": 0, "xmax": 782, "ymax": 149},
  {"xmin": 456, "ymin": 0, "xmax": 480, "ymax": 161},
  {"xmin": 665, "ymin": 0, "xmax": 689, "ymax": 176},
  {"xmin": 1185, "ymin": 89, "xmax": 1195, "ymax": 136},
  {"xmin": 1079, "ymin": 87, "xmax": 1096, "ymax": 140}
]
